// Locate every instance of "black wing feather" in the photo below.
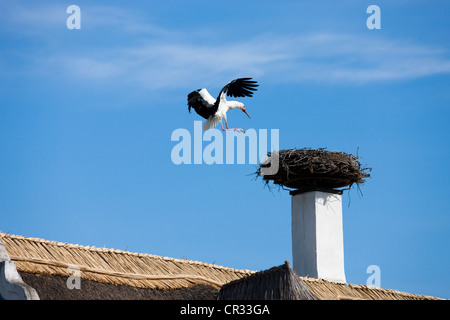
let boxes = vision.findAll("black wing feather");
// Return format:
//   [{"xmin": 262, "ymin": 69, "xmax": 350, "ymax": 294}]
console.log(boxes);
[
  {"xmin": 187, "ymin": 90, "xmax": 217, "ymax": 120},
  {"xmin": 222, "ymin": 78, "xmax": 259, "ymax": 98}
]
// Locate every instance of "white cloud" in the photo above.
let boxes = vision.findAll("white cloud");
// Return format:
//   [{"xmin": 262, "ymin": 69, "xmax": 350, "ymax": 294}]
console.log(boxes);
[
  {"xmin": 48, "ymin": 32, "xmax": 450, "ymax": 90},
  {"xmin": 3, "ymin": 3, "xmax": 450, "ymax": 90}
]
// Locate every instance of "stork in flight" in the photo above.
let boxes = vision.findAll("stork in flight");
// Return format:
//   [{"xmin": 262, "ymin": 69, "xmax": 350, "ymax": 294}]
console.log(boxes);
[{"xmin": 187, "ymin": 78, "xmax": 258, "ymax": 133}]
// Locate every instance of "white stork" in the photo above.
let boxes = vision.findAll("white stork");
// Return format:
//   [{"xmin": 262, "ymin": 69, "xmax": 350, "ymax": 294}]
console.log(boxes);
[{"xmin": 187, "ymin": 78, "xmax": 258, "ymax": 133}]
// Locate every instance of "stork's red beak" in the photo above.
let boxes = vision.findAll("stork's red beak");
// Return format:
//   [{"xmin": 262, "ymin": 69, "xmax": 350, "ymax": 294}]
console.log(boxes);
[{"xmin": 242, "ymin": 108, "xmax": 251, "ymax": 119}]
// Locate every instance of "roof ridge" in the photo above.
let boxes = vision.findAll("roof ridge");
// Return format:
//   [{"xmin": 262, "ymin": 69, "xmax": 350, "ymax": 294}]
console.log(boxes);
[{"xmin": 0, "ymin": 232, "xmax": 255, "ymax": 275}]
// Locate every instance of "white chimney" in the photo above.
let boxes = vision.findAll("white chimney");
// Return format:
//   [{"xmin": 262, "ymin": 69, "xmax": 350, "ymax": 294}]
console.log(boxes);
[{"xmin": 291, "ymin": 190, "xmax": 346, "ymax": 283}]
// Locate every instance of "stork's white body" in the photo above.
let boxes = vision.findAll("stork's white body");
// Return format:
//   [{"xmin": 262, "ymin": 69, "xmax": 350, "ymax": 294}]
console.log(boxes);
[{"xmin": 201, "ymin": 90, "xmax": 245, "ymax": 132}]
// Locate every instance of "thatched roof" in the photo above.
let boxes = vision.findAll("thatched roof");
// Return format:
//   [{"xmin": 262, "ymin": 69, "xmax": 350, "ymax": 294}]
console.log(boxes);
[
  {"xmin": 217, "ymin": 261, "xmax": 441, "ymax": 301},
  {"xmin": 257, "ymin": 148, "xmax": 371, "ymax": 192},
  {"xmin": 0, "ymin": 232, "xmax": 442, "ymax": 300},
  {"xmin": 301, "ymin": 277, "xmax": 441, "ymax": 300},
  {"xmin": 218, "ymin": 261, "xmax": 318, "ymax": 300},
  {"xmin": 0, "ymin": 232, "xmax": 252, "ymax": 294}
]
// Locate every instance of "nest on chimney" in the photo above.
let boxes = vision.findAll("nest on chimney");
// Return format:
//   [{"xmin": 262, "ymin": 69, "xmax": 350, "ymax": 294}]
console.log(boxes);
[{"xmin": 255, "ymin": 148, "xmax": 371, "ymax": 192}]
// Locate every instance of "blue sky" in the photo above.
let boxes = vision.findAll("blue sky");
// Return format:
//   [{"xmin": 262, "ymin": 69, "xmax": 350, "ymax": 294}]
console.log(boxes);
[{"xmin": 1, "ymin": 1, "xmax": 449, "ymax": 298}]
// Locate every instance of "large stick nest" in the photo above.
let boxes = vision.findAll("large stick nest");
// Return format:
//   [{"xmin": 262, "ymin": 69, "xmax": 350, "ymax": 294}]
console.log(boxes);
[{"xmin": 256, "ymin": 148, "xmax": 371, "ymax": 191}]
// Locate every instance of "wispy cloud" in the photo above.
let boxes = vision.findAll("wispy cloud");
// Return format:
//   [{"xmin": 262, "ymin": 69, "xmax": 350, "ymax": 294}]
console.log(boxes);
[
  {"xmin": 2, "ymin": 3, "xmax": 450, "ymax": 90},
  {"xmin": 47, "ymin": 32, "xmax": 450, "ymax": 89}
]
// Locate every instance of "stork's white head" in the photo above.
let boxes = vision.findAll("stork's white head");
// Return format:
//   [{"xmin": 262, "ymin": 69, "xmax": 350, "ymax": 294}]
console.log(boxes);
[{"xmin": 227, "ymin": 101, "xmax": 251, "ymax": 119}]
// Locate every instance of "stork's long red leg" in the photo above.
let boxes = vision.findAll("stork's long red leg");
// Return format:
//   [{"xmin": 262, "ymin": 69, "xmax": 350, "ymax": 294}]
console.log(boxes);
[{"xmin": 222, "ymin": 120, "xmax": 245, "ymax": 133}]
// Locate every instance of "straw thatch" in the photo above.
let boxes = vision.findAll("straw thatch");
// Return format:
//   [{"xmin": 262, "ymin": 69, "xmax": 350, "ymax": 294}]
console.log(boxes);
[
  {"xmin": 1, "ymin": 233, "xmax": 442, "ymax": 300},
  {"xmin": 0, "ymin": 233, "xmax": 252, "ymax": 292},
  {"xmin": 19, "ymin": 273, "xmax": 218, "ymax": 300},
  {"xmin": 218, "ymin": 261, "xmax": 318, "ymax": 300},
  {"xmin": 256, "ymin": 148, "xmax": 371, "ymax": 192},
  {"xmin": 301, "ymin": 277, "xmax": 442, "ymax": 300}
]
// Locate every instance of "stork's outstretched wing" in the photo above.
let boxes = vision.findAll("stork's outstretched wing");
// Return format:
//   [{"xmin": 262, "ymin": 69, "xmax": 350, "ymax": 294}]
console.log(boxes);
[
  {"xmin": 187, "ymin": 89, "xmax": 218, "ymax": 120},
  {"xmin": 221, "ymin": 78, "xmax": 259, "ymax": 98}
]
